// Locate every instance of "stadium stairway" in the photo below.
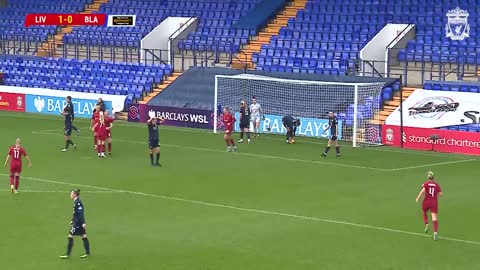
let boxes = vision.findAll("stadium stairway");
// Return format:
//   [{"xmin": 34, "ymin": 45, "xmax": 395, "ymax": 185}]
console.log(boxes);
[
  {"xmin": 374, "ymin": 87, "xmax": 416, "ymax": 124},
  {"xmin": 231, "ymin": 0, "xmax": 306, "ymax": 69},
  {"xmin": 36, "ymin": 0, "xmax": 109, "ymax": 57},
  {"xmin": 139, "ymin": 72, "xmax": 183, "ymax": 105}
]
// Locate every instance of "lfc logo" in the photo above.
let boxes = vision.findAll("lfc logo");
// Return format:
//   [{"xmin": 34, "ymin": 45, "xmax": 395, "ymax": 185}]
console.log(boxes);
[
  {"xmin": 445, "ymin": 7, "xmax": 470, "ymax": 41},
  {"xmin": 386, "ymin": 128, "xmax": 394, "ymax": 142}
]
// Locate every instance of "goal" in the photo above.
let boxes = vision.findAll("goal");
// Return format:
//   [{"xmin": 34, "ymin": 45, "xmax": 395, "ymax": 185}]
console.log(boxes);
[{"xmin": 213, "ymin": 74, "xmax": 386, "ymax": 147}]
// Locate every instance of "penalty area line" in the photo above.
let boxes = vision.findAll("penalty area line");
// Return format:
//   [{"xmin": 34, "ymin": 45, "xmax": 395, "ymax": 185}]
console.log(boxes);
[
  {"xmin": 0, "ymin": 189, "xmax": 124, "ymax": 194},
  {"xmin": 389, "ymin": 159, "xmax": 478, "ymax": 171},
  {"xmin": 32, "ymin": 130, "xmax": 390, "ymax": 172},
  {"xmin": 2, "ymin": 173, "xmax": 480, "ymax": 246}
]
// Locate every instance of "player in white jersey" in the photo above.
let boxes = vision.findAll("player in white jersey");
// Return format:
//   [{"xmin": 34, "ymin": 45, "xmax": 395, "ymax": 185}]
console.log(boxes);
[{"xmin": 249, "ymin": 97, "xmax": 264, "ymax": 137}]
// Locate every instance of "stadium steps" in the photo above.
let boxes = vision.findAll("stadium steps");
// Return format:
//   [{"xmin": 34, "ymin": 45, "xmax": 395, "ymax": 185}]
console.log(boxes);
[
  {"xmin": 139, "ymin": 72, "xmax": 183, "ymax": 105},
  {"xmin": 373, "ymin": 87, "xmax": 416, "ymax": 124},
  {"xmin": 36, "ymin": 0, "xmax": 109, "ymax": 57},
  {"xmin": 231, "ymin": 0, "xmax": 307, "ymax": 69}
]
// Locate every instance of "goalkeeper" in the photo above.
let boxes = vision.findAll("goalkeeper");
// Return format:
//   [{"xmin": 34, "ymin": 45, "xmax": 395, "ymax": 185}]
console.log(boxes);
[{"xmin": 282, "ymin": 115, "xmax": 300, "ymax": 144}]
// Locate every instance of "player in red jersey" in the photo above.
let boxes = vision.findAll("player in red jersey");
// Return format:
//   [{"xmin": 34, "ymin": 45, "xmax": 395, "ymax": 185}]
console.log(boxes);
[
  {"xmin": 222, "ymin": 107, "xmax": 237, "ymax": 152},
  {"xmin": 416, "ymin": 171, "xmax": 442, "ymax": 241},
  {"xmin": 90, "ymin": 105, "xmax": 101, "ymax": 150},
  {"xmin": 3, "ymin": 138, "xmax": 32, "ymax": 194},
  {"xmin": 104, "ymin": 110, "xmax": 115, "ymax": 156},
  {"xmin": 92, "ymin": 112, "xmax": 109, "ymax": 158}
]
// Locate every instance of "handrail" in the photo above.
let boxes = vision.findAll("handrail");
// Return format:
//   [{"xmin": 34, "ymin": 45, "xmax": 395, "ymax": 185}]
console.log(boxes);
[
  {"xmin": 168, "ymin": 17, "xmax": 196, "ymax": 42},
  {"xmin": 385, "ymin": 23, "xmax": 413, "ymax": 49},
  {"xmin": 362, "ymin": 60, "xmax": 384, "ymax": 78}
]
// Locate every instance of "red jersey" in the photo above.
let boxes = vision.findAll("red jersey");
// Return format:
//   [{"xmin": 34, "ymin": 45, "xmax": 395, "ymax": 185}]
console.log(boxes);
[
  {"xmin": 92, "ymin": 111, "xmax": 100, "ymax": 124},
  {"xmin": 94, "ymin": 122, "xmax": 108, "ymax": 139},
  {"xmin": 422, "ymin": 180, "xmax": 442, "ymax": 205},
  {"xmin": 105, "ymin": 116, "xmax": 115, "ymax": 127},
  {"xmin": 223, "ymin": 112, "xmax": 235, "ymax": 132},
  {"xmin": 8, "ymin": 146, "xmax": 27, "ymax": 166}
]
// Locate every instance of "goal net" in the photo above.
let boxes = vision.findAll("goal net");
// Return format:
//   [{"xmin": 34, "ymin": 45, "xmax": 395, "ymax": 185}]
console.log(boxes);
[{"xmin": 214, "ymin": 74, "xmax": 386, "ymax": 147}]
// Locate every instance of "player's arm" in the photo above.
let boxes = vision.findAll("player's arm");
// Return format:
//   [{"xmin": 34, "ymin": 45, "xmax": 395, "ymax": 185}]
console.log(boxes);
[
  {"xmin": 22, "ymin": 150, "xmax": 32, "ymax": 167},
  {"xmin": 158, "ymin": 117, "xmax": 165, "ymax": 124},
  {"xmin": 259, "ymin": 104, "xmax": 265, "ymax": 120},
  {"xmin": 91, "ymin": 122, "xmax": 98, "ymax": 131},
  {"xmin": 3, "ymin": 153, "xmax": 10, "ymax": 168},
  {"xmin": 416, "ymin": 187, "xmax": 425, "ymax": 203}
]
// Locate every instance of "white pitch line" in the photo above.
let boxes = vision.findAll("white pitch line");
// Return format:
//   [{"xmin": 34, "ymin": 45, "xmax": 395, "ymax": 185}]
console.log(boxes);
[
  {"xmin": 32, "ymin": 130, "xmax": 390, "ymax": 172},
  {"xmin": 1, "ymin": 173, "xmax": 479, "ymax": 246},
  {"xmin": 1, "ymin": 112, "xmax": 473, "ymax": 160},
  {"xmin": 0, "ymin": 190, "xmax": 123, "ymax": 193},
  {"xmin": 389, "ymin": 159, "xmax": 478, "ymax": 171}
]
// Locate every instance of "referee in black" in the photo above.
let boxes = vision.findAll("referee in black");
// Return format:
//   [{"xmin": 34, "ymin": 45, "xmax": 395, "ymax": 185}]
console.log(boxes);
[
  {"xmin": 282, "ymin": 115, "xmax": 300, "ymax": 144},
  {"xmin": 322, "ymin": 112, "xmax": 341, "ymax": 157},
  {"xmin": 60, "ymin": 189, "xmax": 91, "ymax": 259},
  {"xmin": 63, "ymin": 96, "xmax": 80, "ymax": 136}
]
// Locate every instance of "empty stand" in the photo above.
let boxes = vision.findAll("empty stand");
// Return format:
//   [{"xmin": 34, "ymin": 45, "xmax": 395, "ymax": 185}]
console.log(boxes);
[{"xmin": 0, "ymin": 55, "xmax": 172, "ymax": 107}]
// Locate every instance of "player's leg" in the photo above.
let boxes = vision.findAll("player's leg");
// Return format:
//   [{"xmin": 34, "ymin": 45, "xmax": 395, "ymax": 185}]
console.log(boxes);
[
  {"xmin": 431, "ymin": 210, "xmax": 439, "ymax": 240},
  {"xmin": 245, "ymin": 127, "xmax": 251, "ymax": 144},
  {"xmin": 80, "ymin": 233, "xmax": 90, "ymax": 258},
  {"xmin": 60, "ymin": 233, "xmax": 75, "ymax": 258},
  {"xmin": 228, "ymin": 133, "xmax": 236, "ymax": 151},
  {"xmin": 255, "ymin": 119, "xmax": 261, "ymax": 137},
  {"xmin": 107, "ymin": 137, "xmax": 112, "ymax": 156},
  {"xmin": 155, "ymin": 146, "xmax": 161, "ymax": 166},
  {"xmin": 13, "ymin": 172, "xmax": 20, "ymax": 193},
  {"xmin": 93, "ymin": 132, "xmax": 98, "ymax": 150},
  {"xmin": 149, "ymin": 147, "xmax": 155, "ymax": 166},
  {"xmin": 322, "ymin": 139, "xmax": 332, "ymax": 156},
  {"xmin": 9, "ymin": 167, "xmax": 15, "ymax": 193},
  {"xmin": 97, "ymin": 138, "xmax": 103, "ymax": 157},
  {"xmin": 100, "ymin": 140, "xmax": 106, "ymax": 157},
  {"xmin": 334, "ymin": 138, "xmax": 340, "ymax": 157},
  {"xmin": 238, "ymin": 125, "xmax": 244, "ymax": 143},
  {"xmin": 422, "ymin": 207, "xmax": 429, "ymax": 233},
  {"xmin": 224, "ymin": 133, "xmax": 231, "ymax": 151},
  {"xmin": 286, "ymin": 127, "xmax": 292, "ymax": 143}
]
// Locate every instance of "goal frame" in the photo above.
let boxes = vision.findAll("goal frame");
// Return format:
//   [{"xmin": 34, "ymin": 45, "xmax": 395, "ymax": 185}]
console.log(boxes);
[{"xmin": 213, "ymin": 74, "xmax": 383, "ymax": 147}]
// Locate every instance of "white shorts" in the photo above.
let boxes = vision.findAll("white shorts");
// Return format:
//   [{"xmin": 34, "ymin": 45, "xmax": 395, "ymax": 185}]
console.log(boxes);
[{"xmin": 250, "ymin": 115, "xmax": 261, "ymax": 123}]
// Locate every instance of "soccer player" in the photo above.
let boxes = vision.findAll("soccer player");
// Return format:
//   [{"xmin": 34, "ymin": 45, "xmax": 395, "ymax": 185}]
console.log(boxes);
[
  {"xmin": 249, "ymin": 97, "xmax": 264, "ymax": 138},
  {"xmin": 3, "ymin": 138, "xmax": 32, "ymax": 194},
  {"xmin": 222, "ymin": 106, "xmax": 237, "ymax": 152},
  {"xmin": 104, "ymin": 110, "xmax": 115, "ymax": 156},
  {"xmin": 61, "ymin": 110, "xmax": 77, "ymax": 152},
  {"xmin": 92, "ymin": 112, "xmax": 108, "ymax": 158},
  {"xmin": 147, "ymin": 116, "xmax": 164, "ymax": 166},
  {"xmin": 322, "ymin": 112, "xmax": 340, "ymax": 157},
  {"xmin": 282, "ymin": 115, "xmax": 300, "ymax": 144},
  {"xmin": 416, "ymin": 171, "xmax": 442, "ymax": 241},
  {"xmin": 238, "ymin": 100, "xmax": 251, "ymax": 144},
  {"xmin": 62, "ymin": 96, "xmax": 80, "ymax": 136},
  {"xmin": 60, "ymin": 189, "xmax": 90, "ymax": 259},
  {"xmin": 90, "ymin": 105, "xmax": 101, "ymax": 150}
]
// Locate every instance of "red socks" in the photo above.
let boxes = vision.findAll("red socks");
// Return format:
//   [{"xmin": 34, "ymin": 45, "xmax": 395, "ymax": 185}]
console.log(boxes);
[
  {"xmin": 433, "ymin": 220, "xmax": 438, "ymax": 233},
  {"xmin": 108, "ymin": 143, "xmax": 111, "ymax": 153},
  {"xmin": 422, "ymin": 211, "xmax": 428, "ymax": 225},
  {"xmin": 101, "ymin": 144, "xmax": 105, "ymax": 153},
  {"xmin": 97, "ymin": 144, "xmax": 101, "ymax": 153},
  {"xmin": 9, "ymin": 175, "xmax": 14, "ymax": 186},
  {"xmin": 14, "ymin": 176, "xmax": 20, "ymax": 190}
]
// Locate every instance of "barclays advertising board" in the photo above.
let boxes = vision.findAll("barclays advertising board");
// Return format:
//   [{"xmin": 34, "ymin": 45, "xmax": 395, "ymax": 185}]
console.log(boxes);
[
  {"xmin": 26, "ymin": 94, "xmax": 112, "ymax": 118},
  {"xmin": 234, "ymin": 113, "xmax": 342, "ymax": 139}
]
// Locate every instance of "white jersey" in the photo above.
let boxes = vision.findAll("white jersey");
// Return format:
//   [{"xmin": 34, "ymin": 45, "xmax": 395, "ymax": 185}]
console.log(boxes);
[{"xmin": 250, "ymin": 103, "xmax": 262, "ymax": 117}]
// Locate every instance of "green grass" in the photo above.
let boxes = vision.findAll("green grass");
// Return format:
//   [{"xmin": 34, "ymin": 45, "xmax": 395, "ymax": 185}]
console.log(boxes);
[{"xmin": 0, "ymin": 111, "xmax": 479, "ymax": 270}]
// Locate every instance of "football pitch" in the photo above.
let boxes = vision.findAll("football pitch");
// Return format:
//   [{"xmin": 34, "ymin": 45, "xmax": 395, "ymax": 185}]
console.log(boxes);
[{"xmin": 0, "ymin": 111, "xmax": 479, "ymax": 270}]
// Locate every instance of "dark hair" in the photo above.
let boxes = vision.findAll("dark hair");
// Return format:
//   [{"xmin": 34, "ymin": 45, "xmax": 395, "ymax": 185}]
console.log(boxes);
[
  {"xmin": 72, "ymin": 189, "xmax": 81, "ymax": 196},
  {"xmin": 67, "ymin": 96, "xmax": 72, "ymax": 101}
]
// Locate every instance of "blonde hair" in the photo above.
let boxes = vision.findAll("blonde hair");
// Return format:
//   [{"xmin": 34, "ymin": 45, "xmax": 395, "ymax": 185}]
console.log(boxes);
[
  {"xmin": 428, "ymin": 171, "xmax": 434, "ymax": 180},
  {"xmin": 99, "ymin": 111, "xmax": 105, "ymax": 123}
]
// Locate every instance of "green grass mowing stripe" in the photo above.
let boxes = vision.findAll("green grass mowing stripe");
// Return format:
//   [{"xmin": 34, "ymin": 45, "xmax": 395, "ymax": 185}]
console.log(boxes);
[
  {"xmin": 3, "ymin": 173, "xmax": 480, "ymax": 246},
  {"xmin": 32, "ymin": 129, "xmax": 477, "ymax": 171},
  {"xmin": 1, "ymin": 111, "xmax": 474, "ymax": 160},
  {"xmin": 32, "ymin": 130, "xmax": 391, "ymax": 171}
]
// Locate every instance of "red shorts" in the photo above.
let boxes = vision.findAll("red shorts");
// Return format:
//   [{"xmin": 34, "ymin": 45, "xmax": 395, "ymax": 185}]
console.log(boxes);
[
  {"xmin": 10, "ymin": 163, "xmax": 22, "ymax": 174},
  {"xmin": 224, "ymin": 130, "xmax": 232, "ymax": 135},
  {"xmin": 423, "ymin": 202, "xmax": 438, "ymax": 214},
  {"xmin": 97, "ymin": 134, "xmax": 107, "ymax": 141}
]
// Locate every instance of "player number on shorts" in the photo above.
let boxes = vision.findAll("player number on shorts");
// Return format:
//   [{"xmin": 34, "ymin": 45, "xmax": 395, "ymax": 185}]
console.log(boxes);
[
  {"xmin": 13, "ymin": 149, "xmax": 20, "ymax": 159},
  {"xmin": 428, "ymin": 187, "xmax": 435, "ymax": 197}
]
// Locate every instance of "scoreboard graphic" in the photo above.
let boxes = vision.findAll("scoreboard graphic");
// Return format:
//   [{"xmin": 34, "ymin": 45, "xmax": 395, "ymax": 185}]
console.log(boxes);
[{"xmin": 25, "ymin": 14, "xmax": 136, "ymax": 27}]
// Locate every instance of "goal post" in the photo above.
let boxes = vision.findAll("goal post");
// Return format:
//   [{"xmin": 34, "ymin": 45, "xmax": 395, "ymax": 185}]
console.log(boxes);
[{"xmin": 213, "ymin": 74, "xmax": 386, "ymax": 147}]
